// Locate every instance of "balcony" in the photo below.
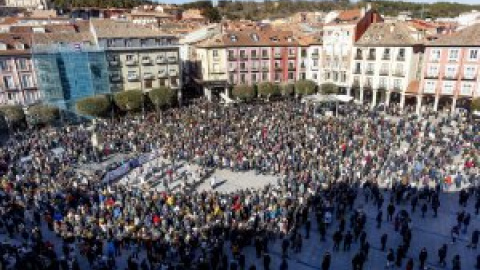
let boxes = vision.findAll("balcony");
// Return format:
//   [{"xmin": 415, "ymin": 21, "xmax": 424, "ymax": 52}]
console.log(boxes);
[
  {"xmin": 288, "ymin": 53, "xmax": 296, "ymax": 59},
  {"xmin": 312, "ymin": 53, "xmax": 319, "ymax": 58},
  {"xmin": 424, "ymin": 74, "xmax": 439, "ymax": 79},
  {"xmin": 239, "ymin": 67, "xmax": 248, "ymax": 72},
  {"xmin": 397, "ymin": 55, "xmax": 405, "ymax": 61},
  {"xmin": 228, "ymin": 55, "xmax": 237, "ymax": 61},
  {"xmin": 462, "ymin": 75, "xmax": 476, "ymax": 81},
  {"xmin": 364, "ymin": 83, "xmax": 373, "ymax": 90},
  {"xmin": 367, "ymin": 54, "xmax": 376, "ymax": 61},
  {"xmin": 393, "ymin": 71, "xmax": 404, "ymax": 77},
  {"xmin": 156, "ymin": 56, "xmax": 166, "ymax": 64},
  {"xmin": 274, "ymin": 53, "xmax": 282, "ymax": 59},
  {"xmin": 382, "ymin": 54, "xmax": 391, "ymax": 60},
  {"xmin": 261, "ymin": 66, "xmax": 269, "ymax": 72},
  {"xmin": 353, "ymin": 69, "xmax": 361, "ymax": 74},
  {"xmin": 261, "ymin": 54, "xmax": 269, "ymax": 59},
  {"xmin": 393, "ymin": 86, "xmax": 402, "ymax": 92},
  {"xmin": 352, "ymin": 80, "xmax": 360, "ymax": 87},
  {"xmin": 125, "ymin": 59, "xmax": 138, "ymax": 66},
  {"xmin": 443, "ymin": 75, "xmax": 458, "ymax": 80},
  {"xmin": 288, "ymin": 66, "xmax": 296, "ymax": 71},
  {"xmin": 355, "ymin": 54, "xmax": 363, "ymax": 60},
  {"xmin": 365, "ymin": 70, "xmax": 374, "ymax": 75},
  {"xmin": 110, "ymin": 74, "xmax": 122, "ymax": 82},
  {"xmin": 141, "ymin": 57, "xmax": 152, "ymax": 65},
  {"xmin": 239, "ymin": 54, "xmax": 248, "ymax": 60},
  {"xmin": 168, "ymin": 56, "xmax": 178, "ymax": 63},
  {"xmin": 274, "ymin": 67, "xmax": 282, "ymax": 71},
  {"xmin": 377, "ymin": 86, "xmax": 386, "ymax": 91},
  {"xmin": 228, "ymin": 66, "xmax": 236, "ymax": 72},
  {"xmin": 251, "ymin": 54, "xmax": 259, "ymax": 60},
  {"xmin": 127, "ymin": 74, "xmax": 139, "ymax": 81},
  {"xmin": 143, "ymin": 72, "xmax": 154, "ymax": 80},
  {"xmin": 379, "ymin": 70, "xmax": 389, "ymax": 76},
  {"xmin": 109, "ymin": 60, "xmax": 120, "ymax": 67},
  {"xmin": 169, "ymin": 69, "xmax": 178, "ymax": 76},
  {"xmin": 158, "ymin": 70, "xmax": 168, "ymax": 78},
  {"xmin": 251, "ymin": 66, "xmax": 259, "ymax": 72}
]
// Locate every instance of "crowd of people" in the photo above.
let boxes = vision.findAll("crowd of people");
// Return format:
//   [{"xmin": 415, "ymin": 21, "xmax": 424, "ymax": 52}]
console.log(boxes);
[{"xmin": 0, "ymin": 98, "xmax": 478, "ymax": 270}]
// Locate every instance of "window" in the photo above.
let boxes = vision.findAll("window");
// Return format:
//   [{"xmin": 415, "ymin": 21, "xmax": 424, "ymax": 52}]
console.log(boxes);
[
  {"xmin": 213, "ymin": 63, "xmax": 220, "ymax": 73},
  {"xmin": 126, "ymin": 55, "xmax": 135, "ymax": 61},
  {"xmin": 251, "ymin": 50, "xmax": 257, "ymax": 58},
  {"xmin": 213, "ymin": 50, "xmax": 219, "ymax": 58},
  {"xmin": 18, "ymin": 59, "xmax": 27, "ymax": 70},
  {"xmin": 228, "ymin": 62, "xmax": 236, "ymax": 71},
  {"xmin": 251, "ymin": 74, "xmax": 257, "ymax": 83},
  {"xmin": 393, "ymin": 79, "xmax": 401, "ymax": 89},
  {"xmin": 379, "ymin": 77, "xmax": 386, "ymax": 88},
  {"xmin": 127, "ymin": 71, "xmax": 138, "ymax": 80},
  {"xmin": 289, "ymin": 48, "xmax": 296, "ymax": 56},
  {"xmin": 262, "ymin": 49, "xmax": 268, "ymax": 58},
  {"xmin": 301, "ymin": 49, "xmax": 307, "ymax": 57},
  {"xmin": 21, "ymin": 74, "xmax": 32, "ymax": 88},
  {"xmin": 230, "ymin": 35, "xmax": 237, "ymax": 42},
  {"xmin": 0, "ymin": 60, "xmax": 9, "ymax": 71},
  {"xmin": 2, "ymin": 76, "xmax": 14, "ymax": 89},
  {"xmin": 442, "ymin": 81, "xmax": 454, "ymax": 95},
  {"xmin": 229, "ymin": 73, "xmax": 236, "ymax": 83},
  {"xmin": 340, "ymin": 72, "xmax": 346, "ymax": 82},
  {"xmin": 367, "ymin": 63, "xmax": 374, "ymax": 73},
  {"xmin": 274, "ymin": 73, "xmax": 281, "ymax": 82},
  {"xmin": 464, "ymin": 66, "xmax": 476, "ymax": 79},
  {"xmin": 251, "ymin": 33, "xmax": 259, "ymax": 42},
  {"xmin": 240, "ymin": 50, "xmax": 247, "ymax": 59},
  {"xmin": 445, "ymin": 65, "xmax": 457, "ymax": 78},
  {"xmin": 380, "ymin": 63, "xmax": 389, "ymax": 73},
  {"xmin": 262, "ymin": 72, "xmax": 268, "ymax": 81},
  {"xmin": 424, "ymin": 81, "xmax": 436, "ymax": 94},
  {"xmin": 430, "ymin": 49, "xmax": 441, "ymax": 61},
  {"xmin": 383, "ymin": 48, "xmax": 390, "ymax": 57},
  {"xmin": 228, "ymin": 50, "xmax": 235, "ymax": 59},
  {"xmin": 313, "ymin": 73, "xmax": 318, "ymax": 80},
  {"xmin": 427, "ymin": 65, "xmax": 439, "ymax": 77},
  {"xmin": 333, "ymin": 72, "xmax": 339, "ymax": 81},
  {"xmin": 398, "ymin": 48, "xmax": 405, "ymax": 57},
  {"xmin": 300, "ymin": 73, "xmax": 306, "ymax": 80},
  {"xmin": 468, "ymin": 49, "xmax": 478, "ymax": 61},
  {"xmin": 460, "ymin": 82, "xmax": 473, "ymax": 95},
  {"xmin": 312, "ymin": 59, "xmax": 318, "ymax": 67},
  {"xmin": 240, "ymin": 62, "xmax": 246, "ymax": 71},
  {"xmin": 240, "ymin": 74, "xmax": 246, "ymax": 83},
  {"xmin": 448, "ymin": 49, "xmax": 459, "ymax": 61},
  {"xmin": 288, "ymin": 72, "xmax": 294, "ymax": 81}
]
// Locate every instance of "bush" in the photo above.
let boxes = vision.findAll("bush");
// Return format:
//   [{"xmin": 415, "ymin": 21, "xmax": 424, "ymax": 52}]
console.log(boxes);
[
  {"xmin": 280, "ymin": 83, "xmax": 295, "ymax": 97},
  {"xmin": 28, "ymin": 104, "xmax": 59, "ymax": 126},
  {"xmin": 295, "ymin": 80, "xmax": 317, "ymax": 96},
  {"xmin": 232, "ymin": 85, "xmax": 256, "ymax": 102},
  {"xmin": 0, "ymin": 105, "xmax": 25, "ymax": 126},
  {"xmin": 148, "ymin": 87, "xmax": 176, "ymax": 111},
  {"xmin": 472, "ymin": 98, "xmax": 480, "ymax": 112},
  {"xmin": 76, "ymin": 95, "xmax": 111, "ymax": 118},
  {"xmin": 257, "ymin": 82, "xmax": 280, "ymax": 98},
  {"xmin": 320, "ymin": 83, "xmax": 339, "ymax": 95},
  {"xmin": 113, "ymin": 90, "xmax": 144, "ymax": 112}
]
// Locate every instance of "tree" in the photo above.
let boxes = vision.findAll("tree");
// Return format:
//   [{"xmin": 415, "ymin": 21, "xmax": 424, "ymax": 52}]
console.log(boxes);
[
  {"xmin": 280, "ymin": 83, "xmax": 295, "ymax": 97},
  {"xmin": 320, "ymin": 83, "xmax": 339, "ymax": 95},
  {"xmin": 202, "ymin": 7, "xmax": 222, "ymax": 22},
  {"xmin": 76, "ymin": 95, "xmax": 111, "ymax": 118},
  {"xmin": 232, "ymin": 85, "xmax": 256, "ymax": 102},
  {"xmin": 257, "ymin": 82, "xmax": 280, "ymax": 98},
  {"xmin": 113, "ymin": 90, "xmax": 144, "ymax": 113},
  {"xmin": 472, "ymin": 98, "xmax": 480, "ymax": 112},
  {"xmin": 28, "ymin": 104, "xmax": 59, "ymax": 126},
  {"xmin": 0, "ymin": 105, "xmax": 25, "ymax": 127},
  {"xmin": 295, "ymin": 80, "xmax": 317, "ymax": 96},
  {"xmin": 148, "ymin": 87, "xmax": 176, "ymax": 113}
]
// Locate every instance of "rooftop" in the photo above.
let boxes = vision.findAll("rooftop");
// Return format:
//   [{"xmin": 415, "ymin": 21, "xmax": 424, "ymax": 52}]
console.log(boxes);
[
  {"xmin": 91, "ymin": 19, "xmax": 175, "ymax": 39},
  {"xmin": 427, "ymin": 23, "xmax": 480, "ymax": 46},
  {"xmin": 197, "ymin": 28, "xmax": 298, "ymax": 48},
  {"xmin": 355, "ymin": 22, "xmax": 420, "ymax": 47}
]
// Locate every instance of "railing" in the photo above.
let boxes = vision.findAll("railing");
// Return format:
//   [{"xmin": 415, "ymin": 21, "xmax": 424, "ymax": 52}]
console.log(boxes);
[
  {"xmin": 462, "ymin": 75, "xmax": 476, "ymax": 81},
  {"xmin": 379, "ymin": 70, "xmax": 389, "ymax": 76},
  {"xmin": 288, "ymin": 66, "xmax": 296, "ymax": 71},
  {"xmin": 353, "ymin": 69, "xmax": 361, "ymax": 74},
  {"xmin": 382, "ymin": 55, "xmax": 390, "ymax": 60},
  {"xmin": 228, "ymin": 55, "xmax": 237, "ymax": 61},
  {"xmin": 443, "ymin": 75, "xmax": 458, "ymax": 80},
  {"xmin": 110, "ymin": 75, "xmax": 122, "ymax": 82},
  {"xmin": 311, "ymin": 53, "xmax": 319, "ymax": 58},
  {"xmin": 141, "ymin": 58, "xmax": 152, "ymax": 65},
  {"xmin": 125, "ymin": 59, "xmax": 138, "ymax": 66},
  {"xmin": 367, "ymin": 54, "xmax": 376, "ymax": 61},
  {"xmin": 354, "ymin": 54, "xmax": 362, "ymax": 60},
  {"xmin": 393, "ymin": 71, "xmax": 404, "ymax": 77},
  {"xmin": 156, "ymin": 57, "xmax": 166, "ymax": 64},
  {"xmin": 365, "ymin": 70, "xmax": 374, "ymax": 75},
  {"xmin": 393, "ymin": 86, "xmax": 402, "ymax": 92},
  {"xmin": 158, "ymin": 71, "xmax": 168, "ymax": 78},
  {"xmin": 424, "ymin": 75, "xmax": 439, "ymax": 79},
  {"xmin": 240, "ymin": 54, "xmax": 248, "ymax": 60},
  {"xmin": 363, "ymin": 83, "xmax": 373, "ymax": 89},
  {"xmin": 262, "ymin": 54, "xmax": 269, "ymax": 59},
  {"xmin": 127, "ymin": 75, "xmax": 139, "ymax": 81},
  {"xmin": 397, "ymin": 55, "xmax": 405, "ymax": 61},
  {"xmin": 251, "ymin": 55, "xmax": 259, "ymax": 59},
  {"xmin": 274, "ymin": 53, "xmax": 282, "ymax": 59},
  {"xmin": 143, "ymin": 73, "xmax": 154, "ymax": 79},
  {"xmin": 168, "ymin": 56, "xmax": 178, "ymax": 63}
]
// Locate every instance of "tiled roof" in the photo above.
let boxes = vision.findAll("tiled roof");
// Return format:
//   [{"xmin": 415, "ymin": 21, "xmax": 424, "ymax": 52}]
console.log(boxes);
[
  {"xmin": 0, "ymin": 33, "xmax": 32, "ymax": 55},
  {"xmin": 197, "ymin": 29, "xmax": 299, "ymax": 48},
  {"xmin": 336, "ymin": 9, "xmax": 362, "ymax": 22},
  {"xmin": 356, "ymin": 22, "xmax": 419, "ymax": 46},
  {"xmin": 428, "ymin": 23, "xmax": 480, "ymax": 46},
  {"xmin": 33, "ymin": 31, "xmax": 94, "ymax": 45},
  {"xmin": 297, "ymin": 34, "xmax": 323, "ymax": 46},
  {"xmin": 91, "ymin": 19, "xmax": 174, "ymax": 38}
]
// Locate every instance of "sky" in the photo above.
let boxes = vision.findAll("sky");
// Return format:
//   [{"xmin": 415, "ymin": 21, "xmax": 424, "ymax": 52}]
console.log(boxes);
[{"xmin": 155, "ymin": 0, "xmax": 480, "ymax": 5}]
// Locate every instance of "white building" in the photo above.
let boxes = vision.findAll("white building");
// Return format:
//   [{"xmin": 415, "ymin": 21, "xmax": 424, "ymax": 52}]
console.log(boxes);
[
  {"xmin": 351, "ymin": 22, "xmax": 424, "ymax": 109},
  {"xmin": 297, "ymin": 34, "xmax": 323, "ymax": 86}
]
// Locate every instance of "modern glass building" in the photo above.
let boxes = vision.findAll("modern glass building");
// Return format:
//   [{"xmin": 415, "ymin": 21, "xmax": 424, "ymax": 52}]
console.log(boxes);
[{"xmin": 33, "ymin": 44, "xmax": 111, "ymax": 111}]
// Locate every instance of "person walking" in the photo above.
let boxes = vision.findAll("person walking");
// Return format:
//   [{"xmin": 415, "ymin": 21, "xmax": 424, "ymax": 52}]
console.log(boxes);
[
  {"xmin": 406, "ymin": 258, "xmax": 414, "ymax": 270},
  {"xmin": 263, "ymin": 253, "xmax": 271, "ymax": 270},
  {"xmin": 381, "ymin": 233, "xmax": 388, "ymax": 252},
  {"xmin": 468, "ymin": 229, "xmax": 479, "ymax": 249},
  {"xmin": 421, "ymin": 203, "xmax": 428, "ymax": 218},
  {"xmin": 387, "ymin": 203, "xmax": 395, "ymax": 222},
  {"xmin": 452, "ymin": 254, "xmax": 461, "ymax": 270},
  {"xmin": 386, "ymin": 248, "xmax": 395, "ymax": 269},
  {"xmin": 279, "ymin": 258, "xmax": 288, "ymax": 270},
  {"xmin": 344, "ymin": 231, "xmax": 353, "ymax": 251},
  {"xmin": 419, "ymin": 247, "xmax": 428, "ymax": 270},
  {"xmin": 451, "ymin": 225, "xmax": 460, "ymax": 244},
  {"xmin": 376, "ymin": 210, "xmax": 383, "ymax": 229}
]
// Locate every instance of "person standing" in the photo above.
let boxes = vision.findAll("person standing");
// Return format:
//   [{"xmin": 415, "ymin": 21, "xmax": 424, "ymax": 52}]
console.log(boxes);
[
  {"xmin": 468, "ymin": 229, "xmax": 479, "ymax": 249},
  {"xmin": 387, "ymin": 203, "xmax": 395, "ymax": 221},
  {"xmin": 438, "ymin": 244, "xmax": 447, "ymax": 267},
  {"xmin": 279, "ymin": 258, "xmax": 288, "ymax": 270},
  {"xmin": 344, "ymin": 231, "xmax": 353, "ymax": 251},
  {"xmin": 452, "ymin": 254, "xmax": 461, "ymax": 270},
  {"xmin": 381, "ymin": 233, "xmax": 388, "ymax": 251},
  {"xmin": 406, "ymin": 258, "xmax": 414, "ymax": 270},
  {"xmin": 376, "ymin": 211, "xmax": 383, "ymax": 229},
  {"xmin": 419, "ymin": 247, "xmax": 428, "ymax": 270},
  {"xmin": 321, "ymin": 252, "xmax": 331, "ymax": 270},
  {"xmin": 263, "ymin": 253, "xmax": 271, "ymax": 270},
  {"xmin": 386, "ymin": 248, "xmax": 395, "ymax": 269}
]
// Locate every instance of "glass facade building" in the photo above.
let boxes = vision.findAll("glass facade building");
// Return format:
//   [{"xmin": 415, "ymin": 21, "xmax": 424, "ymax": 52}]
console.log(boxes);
[{"xmin": 33, "ymin": 44, "xmax": 110, "ymax": 111}]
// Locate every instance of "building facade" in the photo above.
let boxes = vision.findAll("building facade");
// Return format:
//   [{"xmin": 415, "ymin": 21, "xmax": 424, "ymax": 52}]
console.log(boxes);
[
  {"xmin": 352, "ymin": 22, "xmax": 424, "ymax": 109},
  {"xmin": 322, "ymin": 7, "xmax": 383, "ymax": 93},
  {"xmin": 91, "ymin": 20, "xmax": 181, "ymax": 96},
  {"xmin": 420, "ymin": 24, "xmax": 480, "ymax": 113},
  {"xmin": 0, "ymin": 33, "xmax": 40, "ymax": 106}
]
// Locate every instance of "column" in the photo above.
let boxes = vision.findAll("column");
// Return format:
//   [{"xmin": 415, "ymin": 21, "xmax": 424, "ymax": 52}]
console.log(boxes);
[
  {"xmin": 360, "ymin": 87, "xmax": 364, "ymax": 103},
  {"xmin": 400, "ymin": 94, "xmax": 405, "ymax": 110},
  {"xmin": 346, "ymin": 87, "xmax": 352, "ymax": 97},
  {"xmin": 433, "ymin": 95, "xmax": 439, "ymax": 112},
  {"xmin": 385, "ymin": 91, "xmax": 391, "ymax": 106},
  {"xmin": 415, "ymin": 95, "xmax": 422, "ymax": 115},
  {"xmin": 371, "ymin": 90, "xmax": 378, "ymax": 109},
  {"xmin": 204, "ymin": 86, "xmax": 212, "ymax": 101},
  {"xmin": 451, "ymin": 96, "xmax": 457, "ymax": 115}
]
